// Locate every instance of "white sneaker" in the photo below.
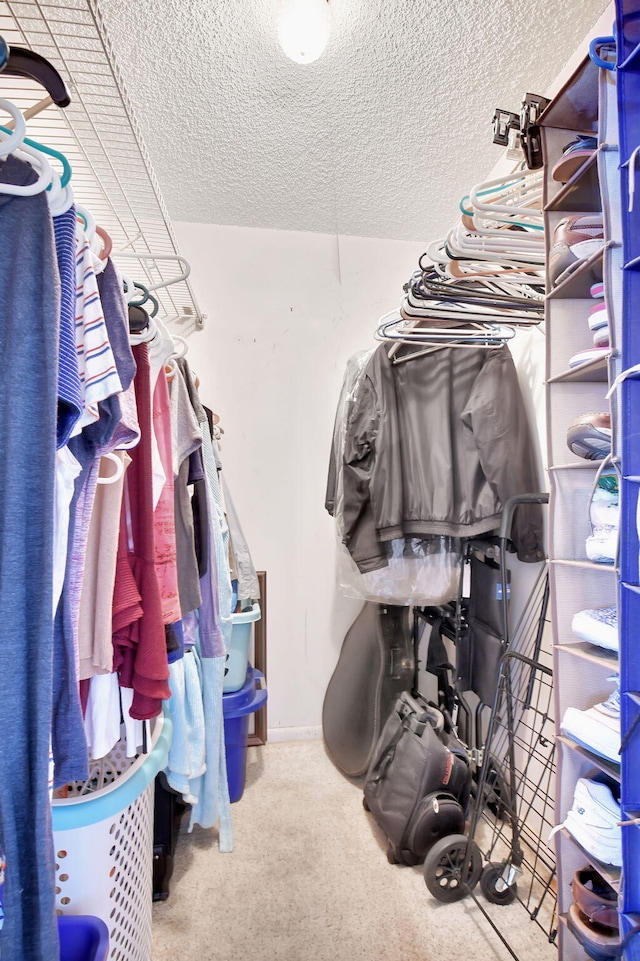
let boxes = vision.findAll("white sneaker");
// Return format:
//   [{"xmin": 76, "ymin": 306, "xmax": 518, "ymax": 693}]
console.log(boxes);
[
  {"xmin": 561, "ymin": 682, "xmax": 620, "ymax": 763},
  {"xmin": 587, "ymin": 487, "xmax": 619, "ymax": 564},
  {"xmin": 572, "ymin": 607, "xmax": 618, "ymax": 652},
  {"xmin": 563, "ymin": 778, "xmax": 622, "ymax": 867},
  {"xmin": 586, "ymin": 526, "xmax": 618, "ymax": 564}
]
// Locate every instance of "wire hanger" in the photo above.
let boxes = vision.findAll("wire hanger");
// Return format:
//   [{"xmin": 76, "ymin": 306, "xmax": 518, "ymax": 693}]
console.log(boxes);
[{"xmin": 376, "ymin": 309, "xmax": 515, "ymax": 365}]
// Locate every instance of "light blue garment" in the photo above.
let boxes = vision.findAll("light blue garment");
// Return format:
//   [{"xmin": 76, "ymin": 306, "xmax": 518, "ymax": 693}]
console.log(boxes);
[
  {"xmin": 199, "ymin": 422, "xmax": 233, "ymax": 654},
  {"xmin": 187, "ymin": 653, "xmax": 233, "ymax": 851},
  {"xmin": 164, "ymin": 651, "xmax": 206, "ymax": 804}
]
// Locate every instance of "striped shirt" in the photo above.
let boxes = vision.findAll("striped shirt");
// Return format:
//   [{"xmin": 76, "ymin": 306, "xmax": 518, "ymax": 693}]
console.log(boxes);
[{"xmin": 71, "ymin": 223, "xmax": 122, "ymax": 435}]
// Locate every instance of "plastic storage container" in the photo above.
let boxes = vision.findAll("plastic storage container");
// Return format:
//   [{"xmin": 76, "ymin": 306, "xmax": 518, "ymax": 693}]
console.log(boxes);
[
  {"xmin": 223, "ymin": 667, "xmax": 267, "ymax": 802},
  {"xmin": 58, "ymin": 915, "xmax": 110, "ymax": 961},
  {"xmin": 223, "ymin": 603, "xmax": 261, "ymax": 693},
  {"xmin": 52, "ymin": 715, "xmax": 172, "ymax": 961}
]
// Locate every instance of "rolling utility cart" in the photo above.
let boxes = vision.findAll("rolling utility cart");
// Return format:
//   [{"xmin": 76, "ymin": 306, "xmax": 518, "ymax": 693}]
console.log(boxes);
[{"xmin": 422, "ymin": 496, "xmax": 557, "ymax": 961}]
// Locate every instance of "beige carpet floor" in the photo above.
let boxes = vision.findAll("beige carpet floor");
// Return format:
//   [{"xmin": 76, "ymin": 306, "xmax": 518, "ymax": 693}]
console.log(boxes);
[{"xmin": 152, "ymin": 740, "xmax": 558, "ymax": 961}]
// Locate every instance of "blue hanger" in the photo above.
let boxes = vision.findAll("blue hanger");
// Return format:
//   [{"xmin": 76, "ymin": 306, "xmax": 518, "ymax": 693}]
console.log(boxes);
[{"xmin": 0, "ymin": 124, "xmax": 72, "ymax": 186}]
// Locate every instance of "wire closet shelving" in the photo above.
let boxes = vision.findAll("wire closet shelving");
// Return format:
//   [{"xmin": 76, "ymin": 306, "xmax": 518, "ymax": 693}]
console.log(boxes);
[{"xmin": 0, "ymin": 0, "xmax": 204, "ymax": 335}]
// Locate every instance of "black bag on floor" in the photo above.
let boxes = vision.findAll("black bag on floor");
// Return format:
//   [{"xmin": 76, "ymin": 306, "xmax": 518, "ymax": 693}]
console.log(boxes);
[{"xmin": 363, "ymin": 691, "xmax": 471, "ymax": 866}]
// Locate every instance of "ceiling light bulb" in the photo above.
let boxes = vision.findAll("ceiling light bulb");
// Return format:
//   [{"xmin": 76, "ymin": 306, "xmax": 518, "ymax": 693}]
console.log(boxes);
[{"xmin": 277, "ymin": 0, "xmax": 330, "ymax": 65}]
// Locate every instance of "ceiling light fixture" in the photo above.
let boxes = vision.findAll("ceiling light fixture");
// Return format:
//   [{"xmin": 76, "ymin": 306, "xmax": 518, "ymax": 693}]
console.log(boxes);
[{"xmin": 277, "ymin": 0, "xmax": 330, "ymax": 65}]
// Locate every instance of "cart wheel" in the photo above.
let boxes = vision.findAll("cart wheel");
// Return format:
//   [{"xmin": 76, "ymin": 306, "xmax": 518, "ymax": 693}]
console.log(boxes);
[
  {"xmin": 362, "ymin": 796, "xmax": 370, "ymax": 812},
  {"xmin": 423, "ymin": 834, "xmax": 482, "ymax": 903},
  {"xmin": 480, "ymin": 862, "xmax": 517, "ymax": 905}
]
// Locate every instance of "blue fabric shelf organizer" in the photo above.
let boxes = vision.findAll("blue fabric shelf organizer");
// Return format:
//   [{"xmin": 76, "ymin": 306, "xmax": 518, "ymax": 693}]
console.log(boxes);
[{"xmin": 614, "ymin": 2, "xmax": 640, "ymax": 955}]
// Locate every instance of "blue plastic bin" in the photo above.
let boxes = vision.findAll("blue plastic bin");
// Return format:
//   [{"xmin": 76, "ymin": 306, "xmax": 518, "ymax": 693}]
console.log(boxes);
[
  {"xmin": 58, "ymin": 915, "xmax": 109, "ymax": 961},
  {"xmin": 223, "ymin": 667, "xmax": 267, "ymax": 802},
  {"xmin": 224, "ymin": 603, "xmax": 261, "ymax": 693}
]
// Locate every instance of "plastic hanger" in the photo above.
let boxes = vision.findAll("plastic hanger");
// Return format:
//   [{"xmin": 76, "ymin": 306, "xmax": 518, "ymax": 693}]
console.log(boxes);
[
  {"xmin": 46, "ymin": 168, "xmax": 74, "ymax": 216},
  {"xmin": 76, "ymin": 204, "xmax": 96, "ymax": 241},
  {"xmin": 169, "ymin": 334, "xmax": 188, "ymax": 360},
  {"xmin": 469, "ymin": 171, "xmax": 544, "ymax": 220},
  {"xmin": 97, "ymin": 452, "xmax": 124, "ymax": 486},
  {"xmin": 130, "ymin": 315, "xmax": 159, "ymax": 345},
  {"xmin": 0, "ymin": 119, "xmax": 53, "ymax": 196},
  {"xmin": 0, "ymin": 37, "xmax": 71, "ymax": 107},
  {"xmin": 0, "ymin": 97, "xmax": 25, "ymax": 158},
  {"xmin": 129, "ymin": 282, "xmax": 159, "ymax": 317},
  {"xmin": 128, "ymin": 303, "xmax": 150, "ymax": 334},
  {"xmin": 95, "ymin": 225, "xmax": 113, "ymax": 261},
  {"xmin": 114, "ymin": 252, "xmax": 191, "ymax": 292},
  {"xmin": 0, "ymin": 125, "xmax": 72, "ymax": 187}
]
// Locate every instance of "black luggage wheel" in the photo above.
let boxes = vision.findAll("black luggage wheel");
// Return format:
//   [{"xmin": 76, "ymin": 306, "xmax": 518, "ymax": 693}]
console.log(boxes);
[
  {"xmin": 479, "ymin": 862, "xmax": 517, "ymax": 905},
  {"xmin": 423, "ymin": 834, "xmax": 482, "ymax": 903}
]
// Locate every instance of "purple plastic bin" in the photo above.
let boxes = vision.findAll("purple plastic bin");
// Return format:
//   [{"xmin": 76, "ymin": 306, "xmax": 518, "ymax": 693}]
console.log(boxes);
[{"xmin": 58, "ymin": 915, "xmax": 109, "ymax": 961}]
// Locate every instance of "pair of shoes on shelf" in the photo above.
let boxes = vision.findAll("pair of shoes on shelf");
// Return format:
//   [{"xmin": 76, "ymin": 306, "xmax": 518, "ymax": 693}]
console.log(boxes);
[
  {"xmin": 586, "ymin": 477, "xmax": 619, "ymax": 565},
  {"xmin": 589, "ymin": 281, "xmax": 610, "ymax": 349},
  {"xmin": 566, "ymin": 411, "xmax": 611, "ymax": 461},
  {"xmin": 549, "ymin": 214, "xmax": 604, "ymax": 288},
  {"xmin": 561, "ymin": 676, "xmax": 620, "ymax": 763},
  {"xmin": 553, "ymin": 776, "xmax": 622, "ymax": 867},
  {"xmin": 568, "ymin": 865, "xmax": 620, "ymax": 961},
  {"xmin": 568, "ymin": 281, "xmax": 610, "ymax": 368},
  {"xmin": 552, "ymin": 135, "xmax": 598, "ymax": 184},
  {"xmin": 572, "ymin": 607, "xmax": 618, "ymax": 653}
]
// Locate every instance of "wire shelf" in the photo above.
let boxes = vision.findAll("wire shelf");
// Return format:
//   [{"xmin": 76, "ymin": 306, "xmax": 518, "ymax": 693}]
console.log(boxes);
[{"xmin": 0, "ymin": 0, "xmax": 204, "ymax": 335}]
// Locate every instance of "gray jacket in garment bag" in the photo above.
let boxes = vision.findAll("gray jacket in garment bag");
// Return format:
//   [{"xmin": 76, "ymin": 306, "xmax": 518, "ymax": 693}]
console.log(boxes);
[{"xmin": 326, "ymin": 343, "xmax": 544, "ymax": 573}]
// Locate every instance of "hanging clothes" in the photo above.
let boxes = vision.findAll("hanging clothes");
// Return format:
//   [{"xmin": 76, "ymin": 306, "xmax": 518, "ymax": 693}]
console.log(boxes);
[
  {"xmin": 329, "ymin": 342, "xmax": 544, "ymax": 579},
  {"xmin": 0, "ymin": 154, "xmax": 60, "ymax": 961},
  {"xmin": 112, "ymin": 342, "xmax": 171, "ymax": 719}
]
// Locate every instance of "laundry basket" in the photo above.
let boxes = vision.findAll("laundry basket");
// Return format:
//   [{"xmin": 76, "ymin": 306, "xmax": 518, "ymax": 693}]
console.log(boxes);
[
  {"xmin": 52, "ymin": 715, "xmax": 172, "ymax": 961},
  {"xmin": 224, "ymin": 603, "xmax": 261, "ymax": 693}
]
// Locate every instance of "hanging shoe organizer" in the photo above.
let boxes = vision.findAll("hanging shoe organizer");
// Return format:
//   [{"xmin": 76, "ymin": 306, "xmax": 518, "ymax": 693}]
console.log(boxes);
[
  {"xmin": 613, "ymin": 2, "xmax": 640, "ymax": 957},
  {"xmin": 540, "ymin": 42, "xmax": 626, "ymax": 961}
]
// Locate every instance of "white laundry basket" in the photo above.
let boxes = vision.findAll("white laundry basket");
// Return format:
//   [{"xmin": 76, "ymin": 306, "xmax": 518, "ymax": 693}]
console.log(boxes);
[{"xmin": 52, "ymin": 715, "xmax": 172, "ymax": 961}]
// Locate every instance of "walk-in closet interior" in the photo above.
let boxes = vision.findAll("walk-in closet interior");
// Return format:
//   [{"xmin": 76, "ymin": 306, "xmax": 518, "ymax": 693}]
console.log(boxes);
[{"xmin": 3, "ymin": 1, "xmax": 640, "ymax": 960}]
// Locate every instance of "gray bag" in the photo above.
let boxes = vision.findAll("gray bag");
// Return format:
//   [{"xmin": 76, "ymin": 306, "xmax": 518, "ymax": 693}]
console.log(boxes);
[{"xmin": 363, "ymin": 691, "xmax": 471, "ymax": 866}]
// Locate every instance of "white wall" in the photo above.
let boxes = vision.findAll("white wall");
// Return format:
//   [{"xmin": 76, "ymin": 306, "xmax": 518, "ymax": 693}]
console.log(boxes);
[{"xmin": 174, "ymin": 223, "xmax": 423, "ymax": 737}]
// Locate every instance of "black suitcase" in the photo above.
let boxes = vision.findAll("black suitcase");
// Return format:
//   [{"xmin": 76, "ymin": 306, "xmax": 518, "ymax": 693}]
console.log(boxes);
[{"xmin": 363, "ymin": 691, "xmax": 472, "ymax": 866}]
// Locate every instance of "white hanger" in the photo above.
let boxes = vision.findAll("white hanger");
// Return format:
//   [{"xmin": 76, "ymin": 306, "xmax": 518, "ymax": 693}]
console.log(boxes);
[
  {"xmin": 76, "ymin": 204, "xmax": 96, "ymax": 240},
  {"xmin": 97, "ymin": 452, "xmax": 124, "ymax": 486},
  {"xmin": 0, "ymin": 98, "xmax": 26, "ymax": 158},
  {"xmin": 47, "ymin": 168, "xmax": 74, "ymax": 216},
  {"xmin": 121, "ymin": 274, "xmax": 139, "ymax": 304},
  {"xmin": 169, "ymin": 334, "xmax": 188, "ymax": 359},
  {"xmin": 114, "ymin": 252, "xmax": 191, "ymax": 293},
  {"xmin": 469, "ymin": 170, "xmax": 544, "ymax": 220},
  {"xmin": 129, "ymin": 315, "xmax": 159, "ymax": 345},
  {"xmin": 0, "ymin": 101, "xmax": 53, "ymax": 197}
]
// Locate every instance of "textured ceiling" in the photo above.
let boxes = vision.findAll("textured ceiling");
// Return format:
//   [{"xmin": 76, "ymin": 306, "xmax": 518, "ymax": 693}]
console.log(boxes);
[{"xmin": 98, "ymin": 0, "xmax": 610, "ymax": 241}]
